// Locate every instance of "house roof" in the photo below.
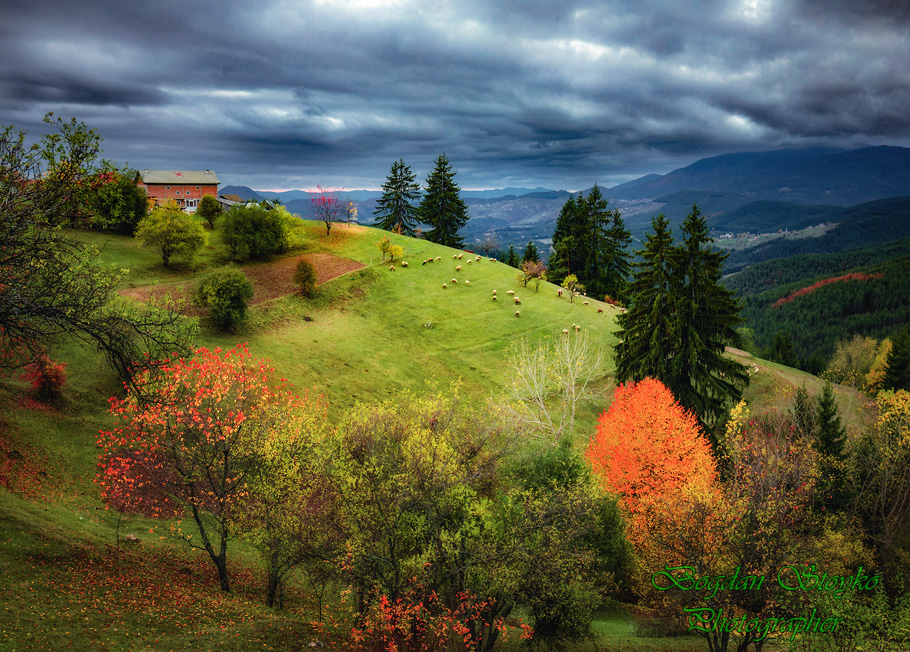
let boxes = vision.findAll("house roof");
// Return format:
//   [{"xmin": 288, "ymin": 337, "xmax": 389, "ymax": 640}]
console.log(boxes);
[{"xmin": 136, "ymin": 170, "xmax": 220, "ymax": 185}]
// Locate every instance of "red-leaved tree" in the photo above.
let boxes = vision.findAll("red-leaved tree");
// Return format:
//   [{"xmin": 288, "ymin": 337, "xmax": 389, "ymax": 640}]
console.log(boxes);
[
  {"xmin": 97, "ymin": 345, "xmax": 306, "ymax": 592},
  {"xmin": 311, "ymin": 185, "xmax": 345, "ymax": 236},
  {"xmin": 585, "ymin": 378, "xmax": 716, "ymax": 514}
]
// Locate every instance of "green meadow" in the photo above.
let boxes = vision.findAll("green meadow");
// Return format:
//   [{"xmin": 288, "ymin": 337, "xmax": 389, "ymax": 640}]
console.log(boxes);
[{"xmin": 0, "ymin": 218, "xmax": 875, "ymax": 651}]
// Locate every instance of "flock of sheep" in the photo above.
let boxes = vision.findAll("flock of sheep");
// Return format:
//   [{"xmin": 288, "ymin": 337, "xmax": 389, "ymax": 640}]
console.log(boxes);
[{"xmin": 386, "ymin": 247, "xmax": 614, "ymax": 323}]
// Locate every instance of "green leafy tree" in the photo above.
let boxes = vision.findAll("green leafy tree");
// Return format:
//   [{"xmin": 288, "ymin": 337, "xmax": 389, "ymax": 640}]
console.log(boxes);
[
  {"xmin": 194, "ymin": 269, "xmax": 254, "ymax": 331},
  {"xmin": 135, "ymin": 202, "xmax": 207, "ymax": 267},
  {"xmin": 196, "ymin": 194, "xmax": 221, "ymax": 229},
  {"xmin": 90, "ymin": 169, "xmax": 148, "ymax": 235},
  {"xmin": 0, "ymin": 114, "xmax": 196, "ymax": 384},
  {"xmin": 294, "ymin": 259, "xmax": 318, "ymax": 298},
  {"xmin": 419, "ymin": 154, "xmax": 469, "ymax": 248},
  {"xmin": 884, "ymin": 326, "xmax": 910, "ymax": 391},
  {"xmin": 373, "ymin": 159, "xmax": 421, "ymax": 236},
  {"xmin": 221, "ymin": 204, "xmax": 294, "ymax": 261},
  {"xmin": 522, "ymin": 240, "xmax": 539, "ymax": 263}
]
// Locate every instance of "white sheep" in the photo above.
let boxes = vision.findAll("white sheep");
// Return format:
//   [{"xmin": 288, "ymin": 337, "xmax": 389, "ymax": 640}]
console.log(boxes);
[
  {"xmin": 466, "ymin": 259, "xmax": 472, "ymax": 265},
  {"xmin": 515, "ymin": 310, "xmax": 520, "ymax": 317},
  {"xmin": 507, "ymin": 290, "xmax": 515, "ymax": 296},
  {"xmin": 583, "ymin": 301, "xmax": 589, "ymax": 306},
  {"xmin": 476, "ymin": 256, "xmax": 481, "ymax": 261},
  {"xmin": 452, "ymin": 278, "xmax": 457, "ymax": 284},
  {"xmin": 389, "ymin": 265, "xmax": 395, "ymax": 271},
  {"xmin": 456, "ymin": 265, "xmax": 462, "ymax": 271},
  {"xmin": 562, "ymin": 328, "xmax": 569, "ymax": 335},
  {"xmin": 453, "ymin": 254, "xmax": 458, "ymax": 259},
  {"xmin": 492, "ymin": 296, "xmax": 497, "ymax": 301},
  {"xmin": 458, "ymin": 254, "xmax": 463, "ymax": 259},
  {"xmin": 442, "ymin": 283, "xmax": 448, "ymax": 288},
  {"xmin": 435, "ymin": 256, "xmax": 441, "ymax": 261},
  {"xmin": 514, "ymin": 297, "xmax": 521, "ymax": 305},
  {"xmin": 557, "ymin": 288, "xmax": 563, "ymax": 298},
  {"xmin": 465, "ymin": 280, "xmax": 470, "ymax": 285},
  {"xmin": 402, "ymin": 261, "xmax": 408, "ymax": 268}
]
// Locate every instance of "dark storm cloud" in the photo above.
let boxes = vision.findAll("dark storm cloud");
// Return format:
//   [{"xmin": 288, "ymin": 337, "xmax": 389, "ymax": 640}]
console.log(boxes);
[{"xmin": 1, "ymin": 0, "xmax": 908, "ymax": 189}]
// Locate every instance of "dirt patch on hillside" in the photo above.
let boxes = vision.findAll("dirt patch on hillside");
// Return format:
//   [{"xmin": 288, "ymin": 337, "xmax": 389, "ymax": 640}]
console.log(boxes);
[{"xmin": 118, "ymin": 253, "xmax": 365, "ymax": 316}]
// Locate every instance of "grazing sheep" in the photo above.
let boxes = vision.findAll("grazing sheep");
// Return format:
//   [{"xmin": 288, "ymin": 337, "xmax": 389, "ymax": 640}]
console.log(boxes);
[
  {"xmin": 583, "ymin": 301, "xmax": 589, "ymax": 306},
  {"xmin": 427, "ymin": 258, "xmax": 433, "ymax": 263},
  {"xmin": 515, "ymin": 311, "xmax": 520, "ymax": 317},
  {"xmin": 422, "ymin": 261, "xmax": 427, "ymax": 266},
  {"xmin": 492, "ymin": 296, "xmax": 497, "ymax": 301},
  {"xmin": 597, "ymin": 308, "xmax": 603, "ymax": 313},
  {"xmin": 490, "ymin": 258, "xmax": 497, "ymax": 263},
  {"xmin": 456, "ymin": 265, "xmax": 462, "ymax": 271},
  {"xmin": 435, "ymin": 256, "xmax": 441, "ymax": 261},
  {"xmin": 402, "ymin": 261, "xmax": 408, "ymax": 268},
  {"xmin": 389, "ymin": 265, "xmax": 395, "ymax": 271},
  {"xmin": 476, "ymin": 256, "xmax": 481, "ymax": 261},
  {"xmin": 467, "ymin": 259, "xmax": 472, "ymax": 264},
  {"xmin": 557, "ymin": 288, "xmax": 563, "ymax": 298},
  {"xmin": 465, "ymin": 280, "xmax": 470, "ymax": 285},
  {"xmin": 507, "ymin": 290, "xmax": 515, "ymax": 296},
  {"xmin": 562, "ymin": 328, "xmax": 569, "ymax": 335},
  {"xmin": 573, "ymin": 324, "xmax": 581, "ymax": 332},
  {"xmin": 458, "ymin": 254, "xmax": 463, "ymax": 259},
  {"xmin": 514, "ymin": 297, "xmax": 521, "ymax": 305},
  {"xmin": 452, "ymin": 278, "xmax": 457, "ymax": 284},
  {"xmin": 453, "ymin": 254, "xmax": 458, "ymax": 259},
  {"xmin": 442, "ymin": 283, "xmax": 448, "ymax": 288}
]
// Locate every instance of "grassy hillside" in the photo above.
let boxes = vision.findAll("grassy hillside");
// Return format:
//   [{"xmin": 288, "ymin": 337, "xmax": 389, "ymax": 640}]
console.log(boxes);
[{"xmin": 1, "ymin": 219, "xmax": 877, "ymax": 651}]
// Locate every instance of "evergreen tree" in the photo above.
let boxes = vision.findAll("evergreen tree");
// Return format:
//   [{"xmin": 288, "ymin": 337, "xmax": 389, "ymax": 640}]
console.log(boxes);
[
  {"xmin": 765, "ymin": 331, "xmax": 799, "ymax": 367},
  {"xmin": 522, "ymin": 240, "xmax": 540, "ymax": 263},
  {"xmin": 419, "ymin": 154, "xmax": 468, "ymax": 248},
  {"xmin": 372, "ymin": 159, "xmax": 421, "ymax": 236},
  {"xmin": 547, "ymin": 196, "xmax": 579, "ymax": 286},
  {"xmin": 548, "ymin": 187, "xmax": 630, "ymax": 301},
  {"xmin": 614, "ymin": 214, "xmax": 676, "ymax": 385},
  {"xmin": 814, "ymin": 381, "xmax": 850, "ymax": 512},
  {"xmin": 884, "ymin": 326, "xmax": 910, "ymax": 391},
  {"xmin": 506, "ymin": 245, "xmax": 519, "ymax": 268},
  {"xmin": 791, "ymin": 385, "xmax": 817, "ymax": 439},
  {"xmin": 667, "ymin": 205, "xmax": 749, "ymax": 427}
]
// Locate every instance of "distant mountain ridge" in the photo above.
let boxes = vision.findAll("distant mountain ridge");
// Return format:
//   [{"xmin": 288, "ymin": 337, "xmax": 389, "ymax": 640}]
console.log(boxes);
[{"xmin": 606, "ymin": 146, "xmax": 910, "ymax": 206}]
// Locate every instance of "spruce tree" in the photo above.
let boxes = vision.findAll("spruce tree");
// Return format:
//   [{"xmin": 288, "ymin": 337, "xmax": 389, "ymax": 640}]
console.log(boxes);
[
  {"xmin": 506, "ymin": 245, "xmax": 519, "ymax": 268},
  {"xmin": 419, "ymin": 154, "xmax": 468, "ymax": 248},
  {"xmin": 669, "ymin": 205, "xmax": 749, "ymax": 426},
  {"xmin": 814, "ymin": 381, "xmax": 850, "ymax": 512},
  {"xmin": 614, "ymin": 214, "xmax": 676, "ymax": 386},
  {"xmin": 522, "ymin": 240, "xmax": 539, "ymax": 263},
  {"xmin": 373, "ymin": 159, "xmax": 421, "ymax": 236},
  {"xmin": 884, "ymin": 326, "xmax": 910, "ymax": 391},
  {"xmin": 548, "ymin": 196, "xmax": 579, "ymax": 286},
  {"xmin": 667, "ymin": 205, "xmax": 749, "ymax": 427}
]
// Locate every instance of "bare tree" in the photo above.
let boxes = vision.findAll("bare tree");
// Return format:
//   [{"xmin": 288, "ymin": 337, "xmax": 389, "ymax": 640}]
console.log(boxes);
[{"xmin": 500, "ymin": 330, "xmax": 608, "ymax": 441}]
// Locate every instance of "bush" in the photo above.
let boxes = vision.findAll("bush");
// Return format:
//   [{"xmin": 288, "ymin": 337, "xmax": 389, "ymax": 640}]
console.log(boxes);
[
  {"xmin": 194, "ymin": 269, "xmax": 254, "ymax": 330},
  {"xmin": 221, "ymin": 205, "xmax": 296, "ymax": 261},
  {"xmin": 19, "ymin": 355, "xmax": 67, "ymax": 401},
  {"xmin": 293, "ymin": 259, "xmax": 317, "ymax": 298}
]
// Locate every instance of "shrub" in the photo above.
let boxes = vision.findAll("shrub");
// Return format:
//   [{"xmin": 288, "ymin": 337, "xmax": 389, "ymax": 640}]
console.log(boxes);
[
  {"xmin": 20, "ymin": 355, "xmax": 67, "ymax": 401},
  {"xmin": 293, "ymin": 259, "xmax": 317, "ymax": 298},
  {"xmin": 220, "ymin": 205, "xmax": 296, "ymax": 261},
  {"xmin": 194, "ymin": 269, "xmax": 254, "ymax": 330}
]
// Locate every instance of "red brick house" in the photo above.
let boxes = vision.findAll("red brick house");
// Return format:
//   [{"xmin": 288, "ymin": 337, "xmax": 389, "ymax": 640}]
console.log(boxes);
[{"xmin": 135, "ymin": 170, "xmax": 219, "ymax": 212}]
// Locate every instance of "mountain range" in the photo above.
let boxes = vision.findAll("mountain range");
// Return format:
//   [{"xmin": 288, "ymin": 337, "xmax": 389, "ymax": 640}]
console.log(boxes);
[{"xmin": 222, "ymin": 145, "xmax": 910, "ymax": 253}]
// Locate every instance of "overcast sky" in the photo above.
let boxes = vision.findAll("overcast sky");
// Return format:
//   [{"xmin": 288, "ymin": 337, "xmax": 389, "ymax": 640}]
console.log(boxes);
[{"xmin": 2, "ymin": 0, "xmax": 909, "ymax": 191}]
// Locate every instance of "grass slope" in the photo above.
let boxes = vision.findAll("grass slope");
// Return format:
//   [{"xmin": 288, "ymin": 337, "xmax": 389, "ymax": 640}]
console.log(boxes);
[{"xmin": 1, "ymin": 219, "xmax": 875, "ymax": 651}]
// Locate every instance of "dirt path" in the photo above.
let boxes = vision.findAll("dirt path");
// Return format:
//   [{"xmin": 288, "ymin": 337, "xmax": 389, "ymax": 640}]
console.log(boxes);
[{"xmin": 118, "ymin": 252, "xmax": 365, "ymax": 316}]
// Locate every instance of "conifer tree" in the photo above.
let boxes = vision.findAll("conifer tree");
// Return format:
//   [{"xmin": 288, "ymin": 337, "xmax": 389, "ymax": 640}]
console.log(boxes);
[
  {"xmin": 506, "ymin": 245, "xmax": 519, "ymax": 268},
  {"xmin": 522, "ymin": 240, "xmax": 539, "ymax": 263},
  {"xmin": 814, "ymin": 381, "xmax": 850, "ymax": 512},
  {"xmin": 615, "ymin": 206, "xmax": 748, "ymax": 428},
  {"xmin": 419, "ymin": 154, "xmax": 468, "ymax": 248},
  {"xmin": 614, "ymin": 214, "xmax": 676, "ymax": 386},
  {"xmin": 884, "ymin": 326, "xmax": 910, "ymax": 391},
  {"xmin": 667, "ymin": 205, "xmax": 749, "ymax": 427},
  {"xmin": 372, "ymin": 159, "xmax": 421, "ymax": 236},
  {"xmin": 547, "ymin": 196, "xmax": 579, "ymax": 286}
]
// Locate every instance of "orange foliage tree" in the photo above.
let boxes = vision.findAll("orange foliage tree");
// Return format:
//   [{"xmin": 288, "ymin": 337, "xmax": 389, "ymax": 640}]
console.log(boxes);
[
  {"xmin": 97, "ymin": 345, "xmax": 312, "ymax": 592},
  {"xmin": 585, "ymin": 378, "xmax": 717, "ymax": 514}
]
